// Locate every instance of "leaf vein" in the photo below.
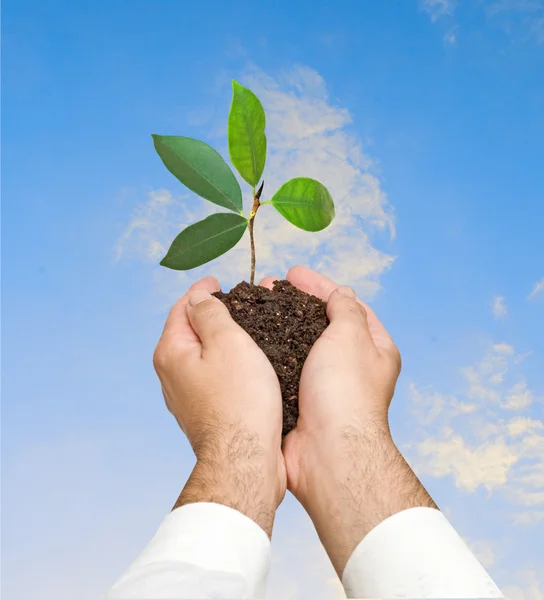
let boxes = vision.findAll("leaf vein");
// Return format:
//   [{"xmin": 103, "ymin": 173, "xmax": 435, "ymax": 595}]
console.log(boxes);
[
  {"xmin": 174, "ymin": 221, "xmax": 247, "ymax": 256},
  {"xmin": 162, "ymin": 141, "xmax": 240, "ymax": 212}
]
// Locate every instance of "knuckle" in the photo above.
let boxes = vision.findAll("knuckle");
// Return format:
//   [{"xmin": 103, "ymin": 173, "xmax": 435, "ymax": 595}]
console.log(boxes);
[
  {"xmin": 153, "ymin": 344, "xmax": 168, "ymax": 372},
  {"xmin": 345, "ymin": 299, "xmax": 363, "ymax": 318},
  {"xmin": 389, "ymin": 345, "xmax": 402, "ymax": 374},
  {"xmin": 343, "ymin": 299, "xmax": 368, "ymax": 326},
  {"xmin": 153, "ymin": 339, "xmax": 191, "ymax": 372},
  {"xmin": 356, "ymin": 302, "xmax": 368, "ymax": 318}
]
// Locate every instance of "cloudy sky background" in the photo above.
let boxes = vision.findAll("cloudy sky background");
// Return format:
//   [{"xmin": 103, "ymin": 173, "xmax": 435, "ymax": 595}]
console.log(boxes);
[{"xmin": 3, "ymin": 0, "xmax": 543, "ymax": 598}]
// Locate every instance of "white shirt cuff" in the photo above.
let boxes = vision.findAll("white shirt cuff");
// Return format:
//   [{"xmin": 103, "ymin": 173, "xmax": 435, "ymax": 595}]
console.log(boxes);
[
  {"xmin": 342, "ymin": 507, "xmax": 504, "ymax": 599},
  {"xmin": 106, "ymin": 502, "xmax": 271, "ymax": 599}
]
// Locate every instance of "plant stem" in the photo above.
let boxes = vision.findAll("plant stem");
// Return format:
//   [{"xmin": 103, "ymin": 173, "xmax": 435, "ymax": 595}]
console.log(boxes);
[{"xmin": 248, "ymin": 181, "xmax": 265, "ymax": 286}]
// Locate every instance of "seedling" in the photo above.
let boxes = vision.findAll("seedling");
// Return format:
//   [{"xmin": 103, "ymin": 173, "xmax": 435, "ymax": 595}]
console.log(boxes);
[{"xmin": 152, "ymin": 81, "xmax": 335, "ymax": 285}]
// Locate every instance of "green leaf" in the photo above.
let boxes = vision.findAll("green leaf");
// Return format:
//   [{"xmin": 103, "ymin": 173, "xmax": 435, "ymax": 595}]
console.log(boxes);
[
  {"xmin": 271, "ymin": 178, "xmax": 335, "ymax": 232},
  {"xmin": 228, "ymin": 80, "xmax": 267, "ymax": 188},
  {"xmin": 152, "ymin": 135, "xmax": 243, "ymax": 213},
  {"xmin": 160, "ymin": 213, "xmax": 247, "ymax": 270}
]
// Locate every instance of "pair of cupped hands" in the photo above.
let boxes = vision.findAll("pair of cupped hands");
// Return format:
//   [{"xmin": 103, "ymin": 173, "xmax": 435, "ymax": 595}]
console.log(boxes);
[{"xmin": 153, "ymin": 265, "xmax": 401, "ymax": 535}]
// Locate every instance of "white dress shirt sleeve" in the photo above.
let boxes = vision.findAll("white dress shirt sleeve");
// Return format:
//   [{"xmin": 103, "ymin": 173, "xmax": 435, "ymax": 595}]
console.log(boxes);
[
  {"xmin": 105, "ymin": 502, "xmax": 270, "ymax": 599},
  {"xmin": 341, "ymin": 506, "xmax": 504, "ymax": 599}
]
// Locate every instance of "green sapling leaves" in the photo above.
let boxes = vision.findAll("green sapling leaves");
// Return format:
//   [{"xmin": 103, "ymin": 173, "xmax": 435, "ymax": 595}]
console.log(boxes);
[
  {"xmin": 228, "ymin": 80, "xmax": 267, "ymax": 189},
  {"xmin": 152, "ymin": 135, "xmax": 243, "ymax": 213},
  {"xmin": 270, "ymin": 177, "xmax": 335, "ymax": 231},
  {"xmin": 153, "ymin": 81, "xmax": 336, "ymax": 281},
  {"xmin": 160, "ymin": 213, "xmax": 248, "ymax": 270}
]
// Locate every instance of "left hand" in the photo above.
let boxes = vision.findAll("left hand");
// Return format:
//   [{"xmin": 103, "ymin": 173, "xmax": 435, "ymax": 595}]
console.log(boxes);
[{"xmin": 153, "ymin": 276, "xmax": 287, "ymax": 533}]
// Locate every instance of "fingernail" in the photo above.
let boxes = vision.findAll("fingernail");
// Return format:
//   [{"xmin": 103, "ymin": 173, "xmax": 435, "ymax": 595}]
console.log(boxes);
[
  {"xmin": 337, "ymin": 286, "xmax": 355, "ymax": 298},
  {"xmin": 188, "ymin": 290, "xmax": 213, "ymax": 307}
]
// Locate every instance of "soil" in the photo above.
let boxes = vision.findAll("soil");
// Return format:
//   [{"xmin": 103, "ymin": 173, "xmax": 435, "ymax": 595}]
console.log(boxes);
[{"xmin": 212, "ymin": 280, "xmax": 329, "ymax": 437}]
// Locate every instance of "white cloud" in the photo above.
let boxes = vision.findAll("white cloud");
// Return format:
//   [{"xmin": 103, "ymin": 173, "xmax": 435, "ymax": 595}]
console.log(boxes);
[
  {"xmin": 408, "ymin": 383, "xmax": 478, "ymax": 427},
  {"xmin": 494, "ymin": 342, "xmax": 516, "ymax": 355},
  {"xmin": 408, "ymin": 383, "xmax": 446, "ymax": 424},
  {"xmin": 406, "ymin": 340, "xmax": 543, "ymax": 504},
  {"xmin": 421, "ymin": 0, "xmax": 458, "ymax": 21},
  {"xmin": 502, "ymin": 569, "xmax": 544, "ymax": 600},
  {"xmin": 416, "ymin": 432, "xmax": 519, "ymax": 492},
  {"xmin": 503, "ymin": 380, "xmax": 535, "ymax": 410},
  {"xmin": 516, "ymin": 466, "xmax": 544, "ymax": 489},
  {"xmin": 114, "ymin": 188, "xmax": 200, "ymax": 263},
  {"xmin": 424, "ymin": 0, "xmax": 544, "ymax": 45},
  {"xmin": 465, "ymin": 539, "xmax": 497, "ymax": 568},
  {"xmin": 493, "ymin": 296, "xmax": 508, "ymax": 319},
  {"xmin": 512, "ymin": 510, "xmax": 544, "ymax": 524},
  {"xmin": 485, "ymin": 0, "xmax": 544, "ymax": 44},
  {"xmin": 506, "ymin": 416, "xmax": 544, "ymax": 437},
  {"xmin": 515, "ymin": 351, "xmax": 533, "ymax": 364},
  {"xmin": 444, "ymin": 25, "xmax": 459, "ymax": 44},
  {"xmin": 115, "ymin": 64, "xmax": 396, "ymax": 301},
  {"xmin": 461, "ymin": 342, "xmax": 515, "ymax": 402},
  {"xmin": 487, "ymin": 0, "xmax": 543, "ymax": 15},
  {"xmin": 529, "ymin": 276, "xmax": 544, "ymax": 299}
]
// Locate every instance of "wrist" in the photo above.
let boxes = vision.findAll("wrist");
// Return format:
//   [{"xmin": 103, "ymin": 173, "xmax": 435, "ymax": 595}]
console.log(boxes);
[
  {"xmin": 174, "ymin": 443, "xmax": 283, "ymax": 538},
  {"xmin": 295, "ymin": 418, "xmax": 392, "ymax": 502},
  {"xmin": 298, "ymin": 420, "xmax": 437, "ymax": 578}
]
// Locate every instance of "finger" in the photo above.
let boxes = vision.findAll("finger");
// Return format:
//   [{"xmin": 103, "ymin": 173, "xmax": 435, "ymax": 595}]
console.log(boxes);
[
  {"xmin": 258, "ymin": 276, "xmax": 281, "ymax": 290},
  {"xmin": 186, "ymin": 289, "xmax": 239, "ymax": 350},
  {"xmin": 286, "ymin": 266, "xmax": 396, "ymax": 354},
  {"xmin": 286, "ymin": 265, "xmax": 337, "ymax": 302},
  {"xmin": 357, "ymin": 302, "xmax": 398, "ymax": 357},
  {"xmin": 325, "ymin": 286, "xmax": 375, "ymax": 348},
  {"xmin": 161, "ymin": 276, "xmax": 221, "ymax": 345}
]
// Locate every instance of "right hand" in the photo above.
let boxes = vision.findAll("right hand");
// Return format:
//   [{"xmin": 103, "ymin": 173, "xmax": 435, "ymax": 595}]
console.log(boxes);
[{"xmin": 260, "ymin": 266, "xmax": 401, "ymax": 506}]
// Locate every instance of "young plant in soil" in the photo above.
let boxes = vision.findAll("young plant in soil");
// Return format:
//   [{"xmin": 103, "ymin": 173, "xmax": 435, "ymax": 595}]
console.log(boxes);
[{"xmin": 153, "ymin": 81, "xmax": 334, "ymax": 437}]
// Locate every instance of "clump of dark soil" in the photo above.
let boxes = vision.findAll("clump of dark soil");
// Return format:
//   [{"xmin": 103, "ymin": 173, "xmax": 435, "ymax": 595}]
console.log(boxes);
[{"xmin": 212, "ymin": 280, "xmax": 329, "ymax": 437}]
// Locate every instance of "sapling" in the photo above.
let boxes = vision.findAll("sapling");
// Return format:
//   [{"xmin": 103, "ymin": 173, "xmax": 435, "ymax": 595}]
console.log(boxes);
[{"xmin": 152, "ymin": 80, "xmax": 335, "ymax": 285}]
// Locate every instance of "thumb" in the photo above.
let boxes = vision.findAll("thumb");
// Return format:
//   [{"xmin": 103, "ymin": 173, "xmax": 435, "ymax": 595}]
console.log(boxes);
[
  {"xmin": 186, "ymin": 290, "xmax": 237, "ymax": 346},
  {"xmin": 325, "ymin": 286, "xmax": 374, "ymax": 348}
]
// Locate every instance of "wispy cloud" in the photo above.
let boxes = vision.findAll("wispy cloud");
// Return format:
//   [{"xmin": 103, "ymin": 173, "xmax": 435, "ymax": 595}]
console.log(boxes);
[
  {"xmin": 502, "ymin": 568, "xmax": 544, "ymax": 600},
  {"xmin": 114, "ymin": 188, "xmax": 200, "ymax": 264},
  {"xmin": 444, "ymin": 25, "xmax": 459, "ymax": 44},
  {"xmin": 528, "ymin": 276, "xmax": 544, "ymax": 300},
  {"xmin": 115, "ymin": 64, "xmax": 396, "ymax": 302},
  {"xmin": 486, "ymin": 0, "xmax": 543, "ymax": 15},
  {"xmin": 415, "ymin": 428, "xmax": 519, "ymax": 491},
  {"xmin": 464, "ymin": 539, "xmax": 497, "ymax": 568},
  {"xmin": 503, "ymin": 380, "xmax": 535, "ymax": 410},
  {"xmin": 423, "ymin": 0, "xmax": 544, "ymax": 44},
  {"xmin": 485, "ymin": 0, "xmax": 544, "ymax": 44},
  {"xmin": 405, "ymin": 339, "xmax": 543, "ymax": 510},
  {"xmin": 492, "ymin": 296, "xmax": 508, "ymax": 319},
  {"xmin": 421, "ymin": 0, "xmax": 458, "ymax": 21},
  {"xmin": 512, "ymin": 510, "xmax": 544, "ymax": 524}
]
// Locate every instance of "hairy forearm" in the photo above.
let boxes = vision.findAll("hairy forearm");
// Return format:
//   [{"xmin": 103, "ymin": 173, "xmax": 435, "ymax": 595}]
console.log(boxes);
[
  {"xmin": 173, "ymin": 429, "xmax": 280, "ymax": 539},
  {"xmin": 301, "ymin": 421, "xmax": 438, "ymax": 578}
]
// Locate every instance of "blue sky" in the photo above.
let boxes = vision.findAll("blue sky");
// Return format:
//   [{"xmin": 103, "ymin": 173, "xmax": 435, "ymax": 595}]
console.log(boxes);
[{"xmin": 2, "ymin": 0, "xmax": 543, "ymax": 598}]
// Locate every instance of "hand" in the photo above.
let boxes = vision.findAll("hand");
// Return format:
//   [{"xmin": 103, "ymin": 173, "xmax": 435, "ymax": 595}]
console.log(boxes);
[
  {"xmin": 153, "ymin": 276, "xmax": 287, "ymax": 537},
  {"xmin": 260, "ymin": 265, "xmax": 401, "ymax": 497},
  {"xmin": 260, "ymin": 266, "xmax": 435, "ymax": 576}
]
